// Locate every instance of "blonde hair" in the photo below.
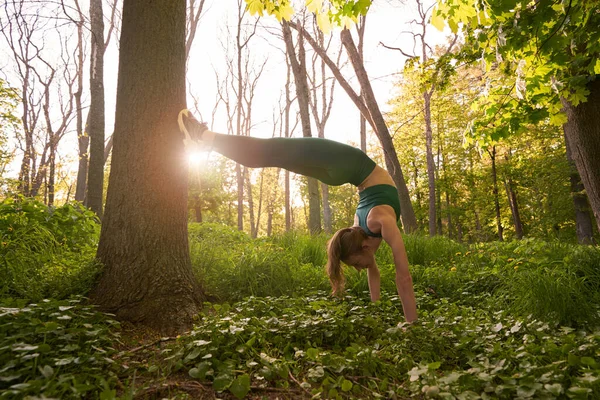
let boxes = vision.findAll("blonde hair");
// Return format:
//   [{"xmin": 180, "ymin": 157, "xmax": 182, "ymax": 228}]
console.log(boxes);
[{"xmin": 326, "ymin": 227, "xmax": 367, "ymax": 296}]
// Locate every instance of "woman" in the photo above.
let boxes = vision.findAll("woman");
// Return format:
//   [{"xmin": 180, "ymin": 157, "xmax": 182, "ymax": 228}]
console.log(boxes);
[{"xmin": 179, "ymin": 110, "xmax": 417, "ymax": 323}]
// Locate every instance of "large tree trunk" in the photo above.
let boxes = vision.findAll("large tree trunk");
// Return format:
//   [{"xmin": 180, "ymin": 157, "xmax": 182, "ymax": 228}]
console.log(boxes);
[
  {"xmin": 91, "ymin": 0, "xmax": 202, "ymax": 334},
  {"xmin": 562, "ymin": 79, "xmax": 600, "ymax": 236},
  {"xmin": 282, "ymin": 21, "xmax": 321, "ymax": 235},
  {"xmin": 86, "ymin": 0, "xmax": 106, "ymax": 218},
  {"xmin": 563, "ymin": 130, "xmax": 594, "ymax": 244}
]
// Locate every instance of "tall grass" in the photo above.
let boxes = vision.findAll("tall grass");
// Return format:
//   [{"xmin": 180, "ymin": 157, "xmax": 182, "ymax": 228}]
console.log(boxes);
[{"xmin": 189, "ymin": 225, "xmax": 600, "ymax": 326}]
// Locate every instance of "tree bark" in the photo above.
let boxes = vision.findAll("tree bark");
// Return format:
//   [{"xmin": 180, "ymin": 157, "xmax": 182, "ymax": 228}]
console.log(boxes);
[
  {"xmin": 92, "ymin": 0, "xmax": 202, "ymax": 334},
  {"xmin": 282, "ymin": 21, "xmax": 321, "ymax": 235},
  {"xmin": 489, "ymin": 146, "xmax": 503, "ymax": 241},
  {"xmin": 425, "ymin": 91, "xmax": 436, "ymax": 236},
  {"xmin": 563, "ymin": 130, "xmax": 594, "ymax": 244},
  {"xmin": 562, "ymin": 78, "xmax": 600, "ymax": 235},
  {"xmin": 86, "ymin": 0, "xmax": 106, "ymax": 218},
  {"xmin": 504, "ymin": 177, "xmax": 523, "ymax": 239}
]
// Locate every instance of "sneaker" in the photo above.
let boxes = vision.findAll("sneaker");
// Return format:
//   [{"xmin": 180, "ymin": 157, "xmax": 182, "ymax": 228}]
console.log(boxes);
[{"xmin": 178, "ymin": 109, "xmax": 208, "ymax": 150}]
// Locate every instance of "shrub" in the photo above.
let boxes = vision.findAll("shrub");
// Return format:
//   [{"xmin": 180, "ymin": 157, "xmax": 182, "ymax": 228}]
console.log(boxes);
[{"xmin": 0, "ymin": 197, "xmax": 100, "ymax": 300}]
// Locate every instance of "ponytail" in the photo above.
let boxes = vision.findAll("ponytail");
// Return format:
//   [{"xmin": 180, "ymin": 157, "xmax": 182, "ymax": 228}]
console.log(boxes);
[{"xmin": 326, "ymin": 227, "xmax": 367, "ymax": 296}]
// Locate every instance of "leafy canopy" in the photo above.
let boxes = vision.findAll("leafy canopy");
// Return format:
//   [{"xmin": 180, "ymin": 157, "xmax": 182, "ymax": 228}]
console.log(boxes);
[
  {"xmin": 245, "ymin": 0, "xmax": 371, "ymax": 32},
  {"xmin": 432, "ymin": 0, "xmax": 600, "ymax": 139}
]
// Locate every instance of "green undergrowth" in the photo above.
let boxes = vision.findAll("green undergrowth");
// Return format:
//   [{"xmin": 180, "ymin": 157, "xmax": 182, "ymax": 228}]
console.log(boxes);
[
  {"xmin": 190, "ymin": 223, "xmax": 600, "ymax": 327},
  {"xmin": 4, "ymin": 293, "xmax": 600, "ymax": 399},
  {"xmin": 0, "ymin": 297, "xmax": 120, "ymax": 399},
  {"xmin": 0, "ymin": 197, "xmax": 100, "ymax": 301}
]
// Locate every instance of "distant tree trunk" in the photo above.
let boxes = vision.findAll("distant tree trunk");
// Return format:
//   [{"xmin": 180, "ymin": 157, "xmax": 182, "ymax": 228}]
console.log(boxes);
[
  {"xmin": 194, "ymin": 194, "xmax": 202, "ymax": 223},
  {"xmin": 562, "ymin": 79, "xmax": 600, "ymax": 234},
  {"xmin": 236, "ymin": 163, "xmax": 244, "ymax": 231},
  {"xmin": 246, "ymin": 167, "xmax": 257, "ymax": 238},
  {"xmin": 282, "ymin": 21, "xmax": 321, "ymax": 235},
  {"xmin": 563, "ymin": 130, "xmax": 594, "ymax": 244},
  {"xmin": 256, "ymin": 171, "xmax": 265, "ymax": 237},
  {"xmin": 307, "ymin": 24, "xmax": 338, "ymax": 235},
  {"xmin": 504, "ymin": 177, "xmax": 523, "ymax": 239},
  {"xmin": 412, "ymin": 161, "xmax": 422, "ymax": 210},
  {"xmin": 445, "ymin": 191, "xmax": 452, "ymax": 239},
  {"xmin": 48, "ymin": 140, "xmax": 56, "ymax": 206},
  {"xmin": 92, "ymin": 0, "xmax": 202, "ymax": 334},
  {"xmin": 424, "ymin": 90, "xmax": 436, "ymax": 236},
  {"xmin": 73, "ymin": 0, "xmax": 87, "ymax": 203},
  {"xmin": 86, "ymin": 0, "xmax": 106, "ymax": 217},
  {"xmin": 357, "ymin": 16, "xmax": 367, "ymax": 154},
  {"xmin": 285, "ymin": 169, "xmax": 291, "ymax": 231},
  {"xmin": 284, "ymin": 59, "xmax": 292, "ymax": 232},
  {"xmin": 488, "ymin": 146, "xmax": 503, "ymax": 241}
]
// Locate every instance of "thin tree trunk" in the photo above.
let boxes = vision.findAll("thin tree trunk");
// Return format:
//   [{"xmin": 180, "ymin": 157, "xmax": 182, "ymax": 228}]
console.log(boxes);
[
  {"xmin": 86, "ymin": 0, "xmax": 106, "ymax": 217},
  {"xmin": 489, "ymin": 146, "xmax": 503, "ymax": 241},
  {"xmin": 282, "ymin": 21, "xmax": 321, "ymax": 234},
  {"xmin": 48, "ymin": 142, "xmax": 56, "ymax": 206},
  {"xmin": 194, "ymin": 194, "xmax": 202, "ymax": 223},
  {"xmin": 74, "ymin": 1, "xmax": 87, "ymax": 203},
  {"xmin": 358, "ymin": 17, "xmax": 367, "ymax": 153},
  {"xmin": 504, "ymin": 177, "xmax": 523, "ymax": 239},
  {"xmin": 236, "ymin": 163, "xmax": 243, "ymax": 231},
  {"xmin": 92, "ymin": 0, "xmax": 202, "ymax": 334},
  {"xmin": 424, "ymin": 91, "xmax": 436, "ymax": 236},
  {"xmin": 246, "ymin": 167, "xmax": 257, "ymax": 238}
]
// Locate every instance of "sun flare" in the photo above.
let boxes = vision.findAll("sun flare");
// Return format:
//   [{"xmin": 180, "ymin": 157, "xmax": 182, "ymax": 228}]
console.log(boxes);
[{"xmin": 187, "ymin": 152, "xmax": 204, "ymax": 166}]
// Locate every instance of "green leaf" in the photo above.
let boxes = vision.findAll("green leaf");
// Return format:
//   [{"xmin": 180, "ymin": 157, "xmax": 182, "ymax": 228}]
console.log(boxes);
[
  {"xmin": 567, "ymin": 386, "xmax": 592, "ymax": 396},
  {"xmin": 544, "ymin": 383, "xmax": 562, "ymax": 395},
  {"xmin": 213, "ymin": 374, "xmax": 233, "ymax": 392},
  {"xmin": 428, "ymin": 361, "xmax": 441, "ymax": 370},
  {"xmin": 594, "ymin": 58, "xmax": 600, "ymax": 74},
  {"xmin": 580, "ymin": 356, "xmax": 596, "ymax": 367},
  {"xmin": 341, "ymin": 379, "xmax": 353, "ymax": 392},
  {"xmin": 306, "ymin": 347, "xmax": 319, "ymax": 360},
  {"xmin": 229, "ymin": 374, "xmax": 251, "ymax": 399},
  {"xmin": 38, "ymin": 365, "xmax": 54, "ymax": 378},
  {"xmin": 185, "ymin": 348, "xmax": 203, "ymax": 361},
  {"xmin": 567, "ymin": 353, "xmax": 580, "ymax": 366}
]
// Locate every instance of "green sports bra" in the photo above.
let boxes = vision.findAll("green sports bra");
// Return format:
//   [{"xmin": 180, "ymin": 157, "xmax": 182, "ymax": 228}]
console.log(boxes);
[{"xmin": 355, "ymin": 184, "xmax": 401, "ymax": 237}]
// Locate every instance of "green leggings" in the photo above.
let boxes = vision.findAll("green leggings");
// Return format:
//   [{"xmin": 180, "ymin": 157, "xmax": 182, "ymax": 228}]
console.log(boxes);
[{"xmin": 211, "ymin": 135, "xmax": 376, "ymax": 187}]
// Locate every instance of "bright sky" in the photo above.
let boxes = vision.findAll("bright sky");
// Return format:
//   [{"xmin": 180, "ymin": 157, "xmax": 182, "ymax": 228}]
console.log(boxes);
[
  {"xmin": 3, "ymin": 0, "xmax": 448, "ymax": 194},
  {"xmin": 104, "ymin": 0, "xmax": 446, "ymax": 146}
]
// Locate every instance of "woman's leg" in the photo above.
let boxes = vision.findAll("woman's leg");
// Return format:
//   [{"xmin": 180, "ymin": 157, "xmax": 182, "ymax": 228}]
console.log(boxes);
[
  {"xmin": 178, "ymin": 109, "xmax": 375, "ymax": 186},
  {"xmin": 209, "ymin": 133, "xmax": 376, "ymax": 186}
]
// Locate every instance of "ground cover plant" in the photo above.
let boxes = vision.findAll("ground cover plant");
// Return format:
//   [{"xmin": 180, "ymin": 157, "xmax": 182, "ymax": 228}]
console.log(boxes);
[{"xmin": 2, "ymin": 214, "xmax": 600, "ymax": 398}]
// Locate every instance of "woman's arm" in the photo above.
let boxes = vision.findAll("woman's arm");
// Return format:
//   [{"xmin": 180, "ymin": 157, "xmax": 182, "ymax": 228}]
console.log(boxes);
[
  {"xmin": 379, "ymin": 217, "xmax": 418, "ymax": 322},
  {"xmin": 367, "ymin": 264, "xmax": 381, "ymax": 302}
]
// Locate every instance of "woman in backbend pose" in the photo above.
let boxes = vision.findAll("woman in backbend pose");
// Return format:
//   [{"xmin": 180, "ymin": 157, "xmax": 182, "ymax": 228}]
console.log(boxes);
[{"xmin": 179, "ymin": 110, "xmax": 417, "ymax": 323}]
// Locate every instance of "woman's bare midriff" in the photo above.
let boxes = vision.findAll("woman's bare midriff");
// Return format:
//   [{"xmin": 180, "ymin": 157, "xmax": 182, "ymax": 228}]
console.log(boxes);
[{"xmin": 357, "ymin": 165, "xmax": 395, "ymax": 192}]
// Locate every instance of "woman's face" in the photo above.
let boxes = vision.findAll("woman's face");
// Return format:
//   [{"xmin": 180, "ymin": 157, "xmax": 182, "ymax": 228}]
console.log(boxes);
[{"xmin": 346, "ymin": 250, "xmax": 375, "ymax": 271}]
